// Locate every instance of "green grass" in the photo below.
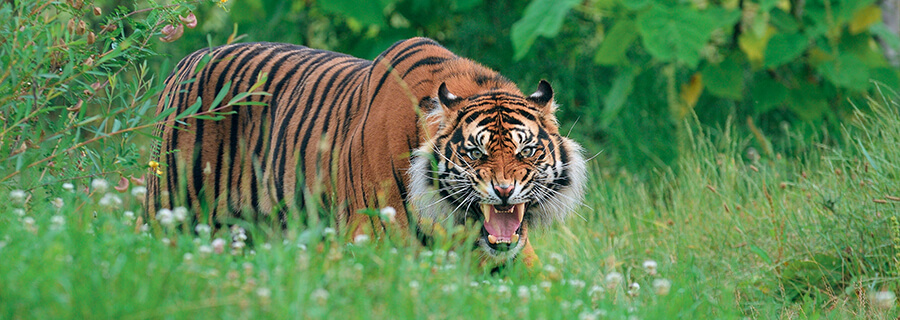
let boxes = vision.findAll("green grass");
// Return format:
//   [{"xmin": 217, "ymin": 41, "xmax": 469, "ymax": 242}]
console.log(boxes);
[{"xmin": 1, "ymin": 96, "xmax": 899, "ymax": 319}]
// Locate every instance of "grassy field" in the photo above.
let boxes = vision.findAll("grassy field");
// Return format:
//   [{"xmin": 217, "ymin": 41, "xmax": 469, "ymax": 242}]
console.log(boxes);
[{"xmin": 1, "ymin": 94, "xmax": 898, "ymax": 319}]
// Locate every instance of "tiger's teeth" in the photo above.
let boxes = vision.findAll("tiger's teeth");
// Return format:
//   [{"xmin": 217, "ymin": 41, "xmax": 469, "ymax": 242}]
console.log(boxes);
[
  {"xmin": 511, "ymin": 234, "xmax": 519, "ymax": 243},
  {"xmin": 514, "ymin": 203, "xmax": 525, "ymax": 223},
  {"xmin": 481, "ymin": 204, "xmax": 492, "ymax": 224},
  {"xmin": 487, "ymin": 234, "xmax": 498, "ymax": 244}
]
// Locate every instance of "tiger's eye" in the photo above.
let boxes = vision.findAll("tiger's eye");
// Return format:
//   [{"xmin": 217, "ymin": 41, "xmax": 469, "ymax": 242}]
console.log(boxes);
[
  {"xmin": 468, "ymin": 149, "xmax": 483, "ymax": 160},
  {"xmin": 520, "ymin": 147, "xmax": 536, "ymax": 158}
]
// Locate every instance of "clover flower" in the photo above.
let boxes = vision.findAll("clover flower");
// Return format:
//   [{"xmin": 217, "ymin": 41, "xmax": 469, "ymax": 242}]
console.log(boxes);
[
  {"xmin": 195, "ymin": 223, "xmax": 211, "ymax": 235},
  {"xmin": 50, "ymin": 215, "xmax": 65, "ymax": 231},
  {"xmin": 91, "ymin": 178, "xmax": 108, "ymax": 193},
  {"xmin": 173, "ymin": 206, "xmax": 188, "ymax": 222},
  {"xmin": 871, "ymin": 290, "xmax": 896, "ymax": 310},
  {"xmin": 131, "ymin": 186, "xmax": 147, "ymax": 198},
  {"xmin": 99, "ymin": 193, "xmax": 123, "ymax": 207},
  {"xmin": 380, "ymin": 206, "xmax": 396, "ymax": 222},
  {"xmin": 50, "ymin": 198, "xmax": 64, "ymax": 209},
  {"xmin": 652, "ymin": 278, "xmax": 672, "ymax": 296},
  {"xmin": 643, "ymin": 259, "xmax": 658, "ymax": 276},
  {"xmin": 211, "ymin": 238, "xmax": 226, "ymax": 254},
  {"xmin": 156, "ymin": 208, "xmax": 174, "ymax": 227},
  {"xmin": 9, "ymin": 190, "xmax": 26, "ymax": 204},
  {"xmin": 604, "ymin": 272, "xmax": 623, "ymax": 290},
  {"xmin": 62, "ymin": 183, "xmax": 74, "ymax": 192}
]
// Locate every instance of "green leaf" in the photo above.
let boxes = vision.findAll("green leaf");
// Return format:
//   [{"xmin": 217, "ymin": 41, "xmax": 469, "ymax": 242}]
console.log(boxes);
[
  {"xmin": 601, "ymin": 67, "xmax": 637, "ymax": 127},
  {"xmin": 192, "ymin": 53, "xmax": 213, "ymax": 75},
  {"xmin": 748, "ymin": 73, "xmax": 788, "ymax": 114},
  {"xmin": 870, "ymin": 23, "xmax": 900, "ymax": 52},
  {"xmin": 787, "ymin": 84, "xmax": 827, "ymax": 120},
  {"xmin": 621, "ymin": 0, "xmax": 652, "ymax": 10},
  {"xmin": 636, "ymin": 6, "xmax": 729, "ymax": 67},
  {"xmin": 319, "ymin": 0, "xmax": 395, "ymax": 26},
  {"xmin": 764, "ymin": 32, "xmax": 808, "ymax": 68},
  {"xmin": 594, "ymin": 19, "xmax": 638, "ymax": 66},
  {"xmin": 452, "ymin": 0, "xmax": 481, "ymax": 11},
  {"xmin": 816, "ymin": 54, "xmax": 869, "ymax": 91},
  {"xmin": 701, "ymin": 55, "xmax": 745, "ymax": 99},
  {"xmin": 209, "ymin": 81, "xmax": 232, "ymax": 112},
  {"xmin": 748, "ymin": 244, "xmax": 773, "ymax": 264},
  {"xmin": 510, "ymin": 0, "xmax": 581, "ymax": 60},
  {"xmin": 176, "ymin": 98, "xmax": 203, "ymax": 120}
]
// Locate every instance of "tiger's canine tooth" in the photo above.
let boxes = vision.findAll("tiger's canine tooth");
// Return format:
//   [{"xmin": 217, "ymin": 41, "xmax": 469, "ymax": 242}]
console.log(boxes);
[
  {"xmin": 511, "ymin": 234, "xmax": 519, "ymax": 243},
  {"xmin": 482, "ymin": 204, "xmax": 492, "ymax": 224},
  {"xmin": 514, "ymin": 203, "xmax": 525, "ymax": 222},
  {"xmin": 487, "ymin": 234, "xmax": 498, "ymax": 244}
]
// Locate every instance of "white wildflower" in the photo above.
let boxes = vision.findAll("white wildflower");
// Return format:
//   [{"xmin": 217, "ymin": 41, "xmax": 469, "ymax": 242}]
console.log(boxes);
[
  {"xmin": 588, "ymin": 285, "xmax": 605, "ymax": 297},
  {"xmin": 22, "ymin": 216, "xmax": 36, "ymax": 232},
  {"xmin": 50, "ymin": 197, "xmax": 64, "ymax": 209},
  {"xmin": 627, "ymin": 282, "xmax": 640, "ymax": 296},
  {"xmin": 353, "ymin": 234, "xmax": 370, "ymax": 244},
  {"xmin": 183, "ymin": 253, "xmax": 193, "ymax": 262},
  {"xmin": 517, "ymin": 286, "xmax": 531, "ymax": 299},
  {"xmin": 156, "ymin": 208, "xmax": 174, "ymax": 227},
  {"xmin": 311, "ymin": 288, "xmax": 329, "ymax": 305},
  {"xmin": 409, "ymin": 280, "xmax": 420, "ymax": 289},
  {"xmin": 496, "ymin": 284, "xmax": 510, "ymax": 295},
  {"xmin": 871, "ymin": 290, "xmax": 896, "ymax": 310},
  {"xmin": 195, "ymin": 223, "xmax": 211, "ymax": 235},
  {"xmin": 131, "ymin": 186, "xmax": 147, "ymax": 198},
  {"xmin": 161, "ymin": 238, "xmax": 171, "ymax": 246},
  {"xmin": 540, "ymin": 281, "xmax": 552, "ymax": 291},
  {"xmin": 652, "ymin": 278, "xmax": 672, "ymax": 296},
  {"xmin": 91, "ymin": 178, "xmax": 108, "ymax": 193},
  {"xmin": 256, "ymin": 287, "xmax": 271, "ymax": 298},
  {"xmin": 643, "ymin": 259, "xmax": 658, "ymax": 276},
  {"xmin": 198, "ymin": 245, "xmax": 213, "ymax": 255},
  {"xmin": 123, "ymin": 211, "xmax": 135, "ymax": 220},
  {"xmin": 211, "ymin": 238, "xmax": 226, "ymax": 254},
  {"xmin": 380, "ymin": 206, "xmax": 396, "ymax": 222},
  {"xmin": 323, "ymin": 227, "xmax": 336, "ymax": 236},
  {"xmin": 173, "ymin": 206, "xmax": 188, "ymax": 222},
  {"xmin": 13, "ymin": 208, "xmax": 25, "ymax": 217},
  {"xmin": 50, "ymin": 215, "xmax": 65, "ymax": 231},
  {"xmin": 549, "ymin": 252, "xmax": 564, "ymax": 264},
  {"xmin": 604, "ymin": 272, "xmax": 623, "ymax": 290},
  {"xmin": 9, "ymin": 190, "xmax": 26, "ymax": 204},
  {"xmin": 568, "ymin": 279, "xmax": 586, "ymax": 290},
  {"xmin": 262, "ymin": 243, "xmax": 272, "ymax": 251},
  {"xmin": 62, "ymin": 183, "xmax": 75, "ymax": 192},
  {"xmin": 98, "ymin": 193, "xmax": 122, "ymax": 208}
]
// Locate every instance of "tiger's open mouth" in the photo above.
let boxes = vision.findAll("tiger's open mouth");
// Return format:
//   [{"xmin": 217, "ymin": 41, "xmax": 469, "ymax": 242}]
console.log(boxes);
[{"xmin": 479, "ymin": 203, "xmax": 527, "ymax": 251}]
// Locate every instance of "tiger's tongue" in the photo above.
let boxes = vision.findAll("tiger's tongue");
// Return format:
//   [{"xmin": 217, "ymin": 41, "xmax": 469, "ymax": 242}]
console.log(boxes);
[{"xmin": 481, "ymin": 203, "xmax": 525, "ymax": 240}]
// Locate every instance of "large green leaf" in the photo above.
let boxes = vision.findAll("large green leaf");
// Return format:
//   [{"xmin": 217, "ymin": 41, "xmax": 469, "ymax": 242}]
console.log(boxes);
[
  {"xmin": 764, "ymin": 32, "xmax": 808, "ymax": 68},
  {"xmin": 787, "ymin": 84, "xmax": 828, "ymax": 120},
  {"xmin": 601, "ymin": 67, "xmax": 637, "ymax": 127},
  {"xmin": 318, "ymin": 0, "xmax": 395, "ymax": 26},
  {"xmin": 817, "ymin": 54, "xmax": 869, "ymax": 92},
  {"xmin": 511, "ymin": 0, "xmax": 581, "ymax": 60},
  {"xmin": 748, "ymin": 73, "xmax": 788, "ymax": 114},
  {"xmin": 701, "ymin": 55, "xmax": 745, "ymax": 99},
  {"xmin": 636, "ymin": 6, "xmax": 727, "ymax": 67},
  {"xmin": 594, "ymin": 19, "xmax": 638, "ymax": 66}
]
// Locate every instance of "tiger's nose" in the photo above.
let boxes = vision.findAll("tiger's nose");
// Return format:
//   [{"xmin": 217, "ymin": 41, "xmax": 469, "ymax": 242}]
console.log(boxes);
[{"xmin": 493, "ymin": 184, "xmax": 514, "ymax": 202}]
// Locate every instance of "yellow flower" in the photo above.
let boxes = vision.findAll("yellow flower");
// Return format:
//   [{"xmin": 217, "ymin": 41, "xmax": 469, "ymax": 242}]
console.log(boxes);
[
  {"xmin": 148, "ymin": 160, "xmax": 159, "ymax": 169},
  {"xmin": 220, "ymin": 0, "xmax": 227, "ymax": 2},
  {"xmin": 156, "ymin": 169, "xmax": 164, "ymax": 175}
]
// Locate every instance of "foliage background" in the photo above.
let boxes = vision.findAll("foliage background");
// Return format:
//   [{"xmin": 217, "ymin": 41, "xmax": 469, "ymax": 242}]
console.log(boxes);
[{"xmin": 145, "ymin": 0, "xmax": 900, "ymax": 175}]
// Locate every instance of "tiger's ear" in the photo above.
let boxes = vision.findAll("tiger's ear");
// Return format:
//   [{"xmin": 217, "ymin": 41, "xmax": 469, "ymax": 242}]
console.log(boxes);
[
  {"xmin": 438, "ymin": 82, "xmax": 463, "ymax": 110},
  {"xmin": 527, "ymin": 80, "xmax": 555, "ymax": 113}
]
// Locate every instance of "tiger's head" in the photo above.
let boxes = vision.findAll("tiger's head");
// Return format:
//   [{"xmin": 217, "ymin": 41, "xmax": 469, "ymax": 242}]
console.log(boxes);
[{"xmin": 408, "ymin": 79, "xmax": 587, "ymax": 263}]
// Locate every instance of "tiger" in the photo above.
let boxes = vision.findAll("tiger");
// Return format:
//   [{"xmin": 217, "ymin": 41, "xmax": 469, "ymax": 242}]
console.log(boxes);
[{"xmin": 146, "ymin": 37, "xmax": 587, "ymax": 267}]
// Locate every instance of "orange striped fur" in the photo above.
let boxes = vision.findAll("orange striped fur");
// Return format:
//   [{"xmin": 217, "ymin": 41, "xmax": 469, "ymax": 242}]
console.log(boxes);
[{"xmin": 147, "ymin": 38, "xmax": 586, "ymax": 265}]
